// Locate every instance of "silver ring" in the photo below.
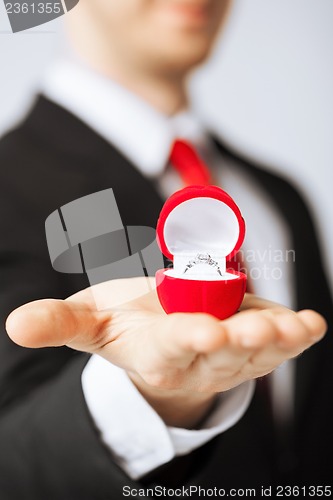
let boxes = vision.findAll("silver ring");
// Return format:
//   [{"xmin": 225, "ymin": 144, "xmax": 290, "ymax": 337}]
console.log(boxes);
[{"xmin": 183, "ymin": 253, "xmax": 222, "ymax": 276}]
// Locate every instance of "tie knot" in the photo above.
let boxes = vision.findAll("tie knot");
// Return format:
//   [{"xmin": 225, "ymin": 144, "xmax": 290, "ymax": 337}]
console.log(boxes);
[{"xmin": 169, "ymin": 139, "xmax": 212, "ymax": 186}]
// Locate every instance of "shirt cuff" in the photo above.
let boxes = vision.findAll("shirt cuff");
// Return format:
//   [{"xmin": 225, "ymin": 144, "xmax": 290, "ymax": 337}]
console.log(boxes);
[{"xmin": 81, "ymin": 354, "xmax": 255, "ymax": 480}]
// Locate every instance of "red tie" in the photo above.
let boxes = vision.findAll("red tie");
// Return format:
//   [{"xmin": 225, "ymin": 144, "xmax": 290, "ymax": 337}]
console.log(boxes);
[{"xmin": 169, "ymin": 139, "xmax": 212, "ymax": 186}]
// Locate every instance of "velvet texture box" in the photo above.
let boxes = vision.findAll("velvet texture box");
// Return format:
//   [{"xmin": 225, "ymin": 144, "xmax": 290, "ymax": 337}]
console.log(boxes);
[{"xmin": 155, "ymin": 185, "xmax": 247, "ymax": 320}]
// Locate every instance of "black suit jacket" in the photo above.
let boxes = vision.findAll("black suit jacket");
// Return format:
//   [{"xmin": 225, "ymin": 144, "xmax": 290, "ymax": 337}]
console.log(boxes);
[{"xmin": 0, "ymin": 96, "xmax": 332, "ymax": 499}]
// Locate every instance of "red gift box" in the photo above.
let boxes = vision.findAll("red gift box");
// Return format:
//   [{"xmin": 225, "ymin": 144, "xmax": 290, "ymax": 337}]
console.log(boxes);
[{"xmin": 155, "ymin": 185, "xmax": 247, "ymax": 320}]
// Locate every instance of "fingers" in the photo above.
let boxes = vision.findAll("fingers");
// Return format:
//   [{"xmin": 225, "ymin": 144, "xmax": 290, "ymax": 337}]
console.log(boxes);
[
  {"xmin": 241, "ymin": 310, "xmax": 327, "ymax": 378},
  {"xmin": 261, "ymin": 308, "xmax": 326, "ymax": 353},
  {"xmin": 147, "ymin": 304, "xmax": 327, "ymax": 367},
  {"xmin": 297, "ymin": 309, "xmax": 327, "ymax": 341},
  {"xmin": 204, "ymin": 312, "xmax": 275, "ymax": 374},
  {"xmin": 228, "ymin": 303, "xmax": 326, "ymax": 350},
  {"xmin": 153, "ymin": 312, "xmax": 227, "ymax": 360},
  {"xmin": 240, "ymin": 295, "xmax": 327, "ymax": 346},
  {"xmin": 225, "ymin": 310, "xmax": 277, "ymax": 349},
  {"xmin": 197, "ymin": 306, "xmax": 327, "ymax": 382},
  {"xmin": 6, "ymin": 299, "xmax": 109, "ymax": 350}
]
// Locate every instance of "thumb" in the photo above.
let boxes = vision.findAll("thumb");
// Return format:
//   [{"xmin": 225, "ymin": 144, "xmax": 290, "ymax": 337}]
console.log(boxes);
[{"xmin": 5, "ymin": 299, "xmax": 109, "ymax": 350}]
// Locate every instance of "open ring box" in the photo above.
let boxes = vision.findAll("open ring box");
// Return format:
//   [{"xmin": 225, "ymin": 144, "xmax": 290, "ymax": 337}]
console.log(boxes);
[{"xmin": 155, "ymin": 185, "xmax": 247, "ymax": 320}]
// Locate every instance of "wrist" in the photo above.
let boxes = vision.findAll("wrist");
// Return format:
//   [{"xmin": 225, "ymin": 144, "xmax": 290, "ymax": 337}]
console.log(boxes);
[{"xmin": 128, "ymin": 371, "xmax": 218, "ymax": 428}]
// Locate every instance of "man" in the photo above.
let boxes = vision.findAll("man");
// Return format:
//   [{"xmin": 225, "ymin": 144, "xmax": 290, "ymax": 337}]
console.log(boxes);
[{"xmin": 0, "ymin": 1, "xmax": 331, "ymax": 498}]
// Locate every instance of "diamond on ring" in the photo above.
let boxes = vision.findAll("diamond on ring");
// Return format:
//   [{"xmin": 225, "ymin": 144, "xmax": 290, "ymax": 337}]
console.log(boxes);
[{"xmin": 183, "ymin": 253, "xmax": 222, "ymax": 276}]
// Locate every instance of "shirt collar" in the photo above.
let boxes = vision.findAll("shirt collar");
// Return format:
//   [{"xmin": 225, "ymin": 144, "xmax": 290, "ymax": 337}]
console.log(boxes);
[{"xmin": 41, "ymin": 59, "xmax": 208, "ymax": 178}]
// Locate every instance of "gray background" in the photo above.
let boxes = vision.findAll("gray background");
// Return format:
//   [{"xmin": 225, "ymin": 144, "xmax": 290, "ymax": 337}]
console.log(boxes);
[{"xmin": 0, "ymin": 0, "xmax": 332, "ymax": 287}]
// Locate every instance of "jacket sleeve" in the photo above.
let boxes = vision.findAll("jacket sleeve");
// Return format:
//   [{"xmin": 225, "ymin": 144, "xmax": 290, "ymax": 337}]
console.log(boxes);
[
  {"xmin": 0, "ymin": 129, "xmax": 142, "ymax": 500},
  {"xmin": 0, "ymin": 354, "xmax": 141, "ymax": 500},
  {"xmin": 0, "ymin": 132, "xmax": 80, "ymax": 410}
]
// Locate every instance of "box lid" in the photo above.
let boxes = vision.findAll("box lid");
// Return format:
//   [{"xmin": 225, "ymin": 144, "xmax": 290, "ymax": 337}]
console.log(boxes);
[{"xmin": 156, "ymin": 185, "xmax": 245, "ymax": 261}]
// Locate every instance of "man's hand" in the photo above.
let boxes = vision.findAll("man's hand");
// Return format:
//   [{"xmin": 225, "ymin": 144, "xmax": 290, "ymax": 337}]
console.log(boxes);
[{"xmin": 6, "ymin": 277, "xmax": 327, "ymax": 428}]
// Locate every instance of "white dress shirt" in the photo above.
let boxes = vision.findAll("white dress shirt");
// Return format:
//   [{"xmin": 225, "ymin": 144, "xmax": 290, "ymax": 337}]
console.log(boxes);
[{"xmin": 42, "ymin": 59, "xmax": 295, "ymax": 480}]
